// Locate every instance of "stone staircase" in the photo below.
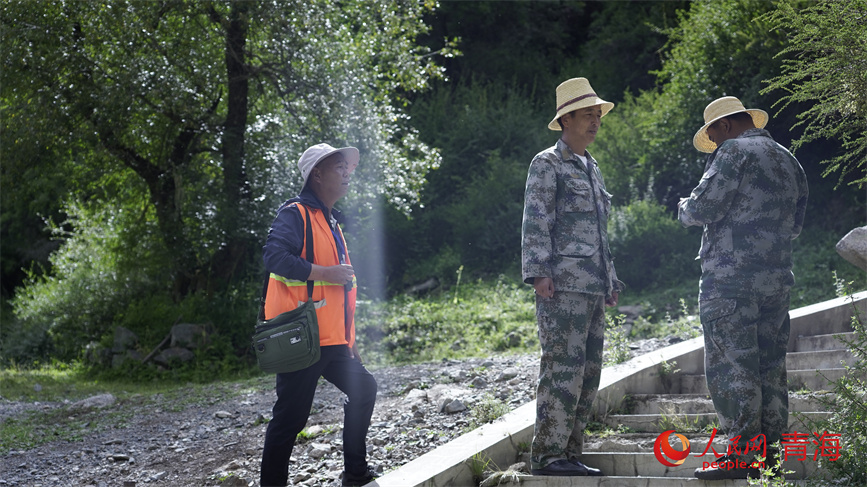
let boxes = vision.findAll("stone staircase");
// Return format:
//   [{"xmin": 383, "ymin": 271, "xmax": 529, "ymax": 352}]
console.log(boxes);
[
  {"xmin": 551, "ymin": 339, "xmax": 855, "ymax": 486},
  {"xmin": 372, "ymin": 292, "xmax": 866, "ymax": 487}
]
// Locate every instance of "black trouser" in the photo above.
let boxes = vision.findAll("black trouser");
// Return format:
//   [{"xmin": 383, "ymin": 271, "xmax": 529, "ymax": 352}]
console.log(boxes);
[{"xmin": 260, "ymin": 345, "xmax": 377, "ymax": 487}]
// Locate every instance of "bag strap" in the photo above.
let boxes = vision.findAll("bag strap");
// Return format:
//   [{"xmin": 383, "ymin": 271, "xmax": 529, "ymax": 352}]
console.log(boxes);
[
  {"xmin": 302, "ymin": 205, "xmax": 315, "ymax": 299},
  {"xmin": 258, "ymin": 203, "xmax": 315, "ymax": 321}
]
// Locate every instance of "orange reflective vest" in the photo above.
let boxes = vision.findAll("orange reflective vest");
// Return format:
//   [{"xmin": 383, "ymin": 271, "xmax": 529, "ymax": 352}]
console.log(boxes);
[{"xmin": 263, "ymin": 203, "xmax": 357, "ymax": 347}]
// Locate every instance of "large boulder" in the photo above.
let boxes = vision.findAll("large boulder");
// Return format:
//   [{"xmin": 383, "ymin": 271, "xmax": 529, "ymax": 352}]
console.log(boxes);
[
  {"xmin": 153, "ymin": 347, "xmax": 196, "ymax": 367},
  {"xmin": 68, "ymin": 393, "xmax": 116, "ymax": 412},
  {"xmin": 836, "ymin": 226, "xmax": 867, "ymax": 272},
  {"xmin": 170, "ymin": 323, "xmax": 209, "ymax": 349},
  {"xmin": 111, "ymin": 327, "xmax": 138, "ymax": 353}
]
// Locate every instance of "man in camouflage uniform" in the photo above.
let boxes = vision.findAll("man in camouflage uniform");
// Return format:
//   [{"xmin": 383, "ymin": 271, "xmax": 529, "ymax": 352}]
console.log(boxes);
[
  {"xmin": 679, "ymin": 96, "xmax": 808, "ymax": 480},
  {"xmin": 522, "ymin": 77, "xmax": 623, "ymax": 477}
]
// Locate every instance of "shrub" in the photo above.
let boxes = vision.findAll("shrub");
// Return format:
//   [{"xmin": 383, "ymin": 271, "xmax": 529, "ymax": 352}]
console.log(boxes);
[
  {"xmin": 604, "ymin": 313, "xmax": 631, "ymax": 366},
  {"xmin": 608, "ymin": 198, "xmax": 700, "ymax": 291},
  {"xmin": 3, "ymin": 199, "xmax": 260, "ymax": 376},
  {"xmin": 4, "ymin": 201, "xmax": 169, "ymax": 364},
  {"xmin": 466, "ymin": 393, "xmax": 511, "ymax": 431}
]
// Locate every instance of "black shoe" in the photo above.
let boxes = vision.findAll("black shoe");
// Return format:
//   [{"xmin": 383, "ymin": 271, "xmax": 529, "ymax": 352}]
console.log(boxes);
[
  {"xmin": 694, "ymin": 454, "xmax": 759, "ymax": 480},
  {"xmin": 531, "ymin": 459, "xmax": 593, "ymax": 477},
  {"xmin": 342, "ymin": 466, "xmax": 377, "ymax": 486},
  {"xmin": 569, "ymin": 458, "xmax": 604, "ymax": 476}
]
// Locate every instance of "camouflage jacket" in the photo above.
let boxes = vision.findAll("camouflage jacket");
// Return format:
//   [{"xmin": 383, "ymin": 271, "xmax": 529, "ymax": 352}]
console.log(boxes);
[
  {"xmin": 678, "ymin": 128, "xmax": 808, "ymax": 300},
  {"xmin": 521, "ymin": 139, "xmax": 623, "ymax": 297}
]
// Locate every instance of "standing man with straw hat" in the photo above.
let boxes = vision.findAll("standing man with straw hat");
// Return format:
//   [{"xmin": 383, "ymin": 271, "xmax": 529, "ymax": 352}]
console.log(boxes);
[
  {"xmin": 260, "ymin": 143, "xmax": 378, "ymax": 487},
  {"xmin": 679, "ymin": 96, "xmax": 808, "ymax": 480},
  {"xmin": 522, "ymin": 77, "xmax": 624, "ymax": 477}
]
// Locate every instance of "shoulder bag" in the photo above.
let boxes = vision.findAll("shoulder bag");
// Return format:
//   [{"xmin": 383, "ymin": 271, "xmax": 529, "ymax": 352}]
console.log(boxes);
[{"xmin": 251, "ymin": 205, "xmax": 321, "ymax": 373}]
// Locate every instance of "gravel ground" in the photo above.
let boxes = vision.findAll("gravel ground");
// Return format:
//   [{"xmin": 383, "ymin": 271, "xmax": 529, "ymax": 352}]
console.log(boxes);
[{"xmin": 0, "ymin": 339, "xmax": 677, "ymax": 487}]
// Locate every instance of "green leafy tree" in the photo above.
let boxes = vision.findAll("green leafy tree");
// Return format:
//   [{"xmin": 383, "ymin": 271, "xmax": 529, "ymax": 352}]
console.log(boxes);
[
  {"xmin": 761, "ymin": 0, "xmax": 867, "ymax": 188},
  {"xmin": 630, "ymin": 0, "xmax": 787, "ymax": 206},
  {"xmin": 1, "ymin": 0, "xmax": 449, "ymax": 361}
]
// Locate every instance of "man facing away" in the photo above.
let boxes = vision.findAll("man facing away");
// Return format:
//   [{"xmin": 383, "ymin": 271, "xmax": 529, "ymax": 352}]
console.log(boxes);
[
  {"xmin": 679, "ymin": 96, "xmax": 808, "ymax": 480},
  {"xmin": 260, "ymin": 143, "xmax": 378, "ymax": 487},
  {"xmin": 521, "ymin": 77, "xmax": 624, "ymax": 477}
]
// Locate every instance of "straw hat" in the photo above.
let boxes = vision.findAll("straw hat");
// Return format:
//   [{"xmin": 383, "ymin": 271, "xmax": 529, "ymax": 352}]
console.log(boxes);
[
  {"xmin": 548, "ymin": 77, "xmax": 614, "ymax": 131},
  {"xmin": 298, "ymin": 143, "xmax": 359, "ymax": 187},
  {"xmin": 693, "ymin": 96, "xmax": 768, "ymax": 153}
]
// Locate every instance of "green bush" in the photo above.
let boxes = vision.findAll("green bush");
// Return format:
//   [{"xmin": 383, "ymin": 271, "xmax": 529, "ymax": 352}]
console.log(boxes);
[
  {"xmin": 608, "ymin": 198, "xmax": 701, "ymax": 291},
  {"xmin": 2, "ymin": 199, "xmax": 261, "ymax": 376},
  {"xmin": 3, "ymin": 201, "xmax": 170, "ymax": 364}
]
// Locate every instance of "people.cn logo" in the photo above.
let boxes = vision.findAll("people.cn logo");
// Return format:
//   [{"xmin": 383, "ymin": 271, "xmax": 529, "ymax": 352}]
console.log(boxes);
[{"xmin": 654, "ymin": 429, "xmax": 691, "ymax": 467}]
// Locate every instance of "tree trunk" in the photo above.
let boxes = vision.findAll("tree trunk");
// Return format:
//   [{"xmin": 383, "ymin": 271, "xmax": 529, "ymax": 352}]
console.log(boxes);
[{"xmin": 204, "ymin": 1, "xmax": 255, "ymax": 294}]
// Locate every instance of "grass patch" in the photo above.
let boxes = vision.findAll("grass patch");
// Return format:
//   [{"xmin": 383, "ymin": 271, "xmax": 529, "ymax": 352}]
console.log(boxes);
[
  {"xmin": 657, "ymin": 405, "xmax": 718, "ymax": 434},
  {"xmin": 356, "ymin": 275, "xmax": 537, "ymax": 366},
  {"xmin": 0, "ymin": 361, "xmax": 272, "ymax": 454},
  {"xmin": 586, "ymin": 420, "xmax": 634, "ymax": 438},
  {"xmin": 465, "ymin": 393, "xmax": 511, "ymax": 431}
]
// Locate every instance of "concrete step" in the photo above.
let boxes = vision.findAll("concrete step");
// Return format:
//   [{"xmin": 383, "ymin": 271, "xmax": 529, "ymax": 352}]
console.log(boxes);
[
  {"xmin": 788, "ymin": 367, "xmax": 855, "ymax": 392},
  {"xmin": 628, "ymin": 394, "xmax": 715, "ymax": 415},
  {"xmin": 581, "ymin": 452, "xmax": 815, "ymax": 479},
  {"xmin": 786, "ymin": 349, "xmax": 857, "ymax": 369},
  {"xmin": 512, "ymin": 474, "xmax": 808, "ymax": 486},
  {"xmin": 584, "ymin": 432, "xmax": 730, "ymax": 453},
  {"xmin": 681, "ymin": 367, "xmax": 857, "ymax": 395},
  {"xmin": 491, "ymin": 452, "xmax": 817, "ymax": 482},
  {"xmin": 513, "ymin": 477, "xmax": 756, "ymax": 486},
  {"xmin": 794, "ymin": 332, "xmax": 855, "ymax": 352},
  {"xmin": 679, "ymin": 375, "xmax": 709, "ymax": 394},
  {"xmin": 625, "ymin": 393, "xmax": 830, "ymax": 416},
  {"xmin": 604, "ymin": 411, "xmax": 831, "ymax": 434}
]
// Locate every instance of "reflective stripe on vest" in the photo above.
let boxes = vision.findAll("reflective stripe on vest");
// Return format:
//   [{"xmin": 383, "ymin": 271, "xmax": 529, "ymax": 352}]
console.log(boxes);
[{"xmin": 270, "ymin": 273, "xmax": 357, "ymax": 289}]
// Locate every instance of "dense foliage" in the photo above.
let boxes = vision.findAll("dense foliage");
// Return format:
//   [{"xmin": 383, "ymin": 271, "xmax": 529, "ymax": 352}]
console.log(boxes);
[
  {"xmin": 1, "ymin": 1, "xmax": 864, "ymax": 369},
  {"xmin": 762, "ymin": 0, "xmax": 867, "ymax": 188},
  {"xmin": 1, "ymin": 0, "xmax": 450, "ymax": 362}
]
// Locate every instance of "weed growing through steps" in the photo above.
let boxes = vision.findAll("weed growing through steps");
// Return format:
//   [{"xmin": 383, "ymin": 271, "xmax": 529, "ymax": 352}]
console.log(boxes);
[
  {"xmin": 467, "ymin": 451, "xmax": 495, "ymax": 485},
  {"xmin": 658, "ymin": 359, "xmax": 681, "ymax": 394},
  {"xmin": 657, "ymin": 404, "xmax": 716, "ymax": 433},
  {"xmin": 586, "ymin": 421, "xmax": 634, "ymax": 439},
  {"xmin": 747, "ymin": 442, "xmax": 793, "ymax": 486},
  {"xmin": 479, "ymin": 466, "xmax": 523, "ymax": 487}
]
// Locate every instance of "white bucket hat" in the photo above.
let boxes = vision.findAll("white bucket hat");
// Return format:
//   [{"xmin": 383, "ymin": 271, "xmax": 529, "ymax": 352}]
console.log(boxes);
[
  {"xmin": 298, "ymin": 143, "xmax": 360, "ymax": 187},
  {"xmin": 548, "ymin": 77, "xmax": 614, "ymax": 131},
  {"xmin": 693, "ymin": 96, "xmax": 769, "ymax": 153}
]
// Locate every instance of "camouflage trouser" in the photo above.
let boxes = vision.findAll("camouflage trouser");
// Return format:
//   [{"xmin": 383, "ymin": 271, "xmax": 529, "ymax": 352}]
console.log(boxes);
[
  {"xmin": 701, "ymin": 292, "xmax": 790, "ymax": 454},
  {"xmin": 531, "ymin": 292, "xmax": 605, "ymax": 469}
]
